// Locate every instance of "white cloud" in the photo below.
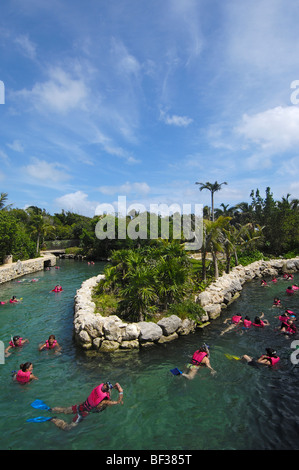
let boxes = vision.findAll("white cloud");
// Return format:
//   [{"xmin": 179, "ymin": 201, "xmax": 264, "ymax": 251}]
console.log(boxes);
[
  {"xmin": 98, "ymin": 181, "xmax": 150, "ymax": 196},
  {"xmin": 14, "ymin": 34, "xmax": 37, "ymax": 60},
  {"xmin": 7, "ymin": 140, "xmax": 24, "ymax": 152},
  {"xmin": 16, "ymin": 67, "xmax": 88, "ymax": 114},
  {"xmin": 236, "ymin": 106, "xmax": 299, "ymax": 152},
  {"xmin": 23, "ymin": 157, "xmax": 71, "ymax": 183},
  {"xmin": 55, "ymin": 191, "xmax": 98, "ymax": 216},
  {"xmin": 159, "ymin": 109, "xmax": 193, "ymax": 127}
]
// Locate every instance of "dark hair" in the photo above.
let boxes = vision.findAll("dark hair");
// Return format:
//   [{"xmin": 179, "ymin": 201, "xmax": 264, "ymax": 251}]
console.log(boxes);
[
  {"xmin": 48, "ymin": 334, "xmax": 56, "ymax": 340},
  {"xmin": 254, "ymin": 316, "xmax": 261, "ymax": 324},
  {"xmin": 245, "ymin": 315, "xmax": 250, "ymax": 320},
  {"xmin": 13, "ymin": 335, "xmax": 21, "ymax": 343},
  {"xmin": 266, "ymin": 348, "xmax": 277, "ymax": 357},
  {"xmin": 20, "ymin": 362, "xmax": 32, "ymax": 371}
]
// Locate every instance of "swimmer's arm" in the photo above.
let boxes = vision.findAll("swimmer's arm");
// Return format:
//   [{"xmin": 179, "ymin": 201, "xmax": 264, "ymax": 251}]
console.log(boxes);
[
  {"xmin": 39, "ymin": 343, "xmax": 46, "ymax": 351},
  {"xmin": 4, "ymin": 345, "xmax": 12, "ymax": 355},
  {"xmin": 203, "ymin": 357, "xmax": 216, "ymax": 374},
  {"xmin": 30, "ymin": 373, "xmax": 38, "ymax": 380}
]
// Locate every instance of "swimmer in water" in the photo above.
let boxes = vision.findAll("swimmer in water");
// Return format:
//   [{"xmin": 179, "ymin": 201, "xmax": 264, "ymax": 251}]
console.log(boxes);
[
  {"xmin": 39, "ymin": 335, "xmax": 61, "ymax": 352},
  {"xmin": 241, "ymin": 348, "xmax": 280, "ymax": 367},
  {"xmin": 5, "ymin": 336, "xmax": 29, "ymax": 356},
  {"xmin": 220, "ymin": 314, "xmax": 243, "ymax": 335},
  {"xmin": 182, "ymin": 344, "xmax": 216, "ymax": 379},
  {"xmin": 49, "ymin": 381, "xmax": 124, "ymax": 431},
  {"xmin": 14, "ymin": 362, "xmax": 38, "ymax": 383}
]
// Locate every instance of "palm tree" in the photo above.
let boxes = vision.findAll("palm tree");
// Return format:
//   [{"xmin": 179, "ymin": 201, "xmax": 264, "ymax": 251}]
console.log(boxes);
[
  {"xmin": 29, "ymin": 214, "xmax": 56, "ymax": 254},
  {"xmin": 195, "ymin": 181, "xmax": 227, "ymax": 221},
  {"xmin": 201, "ymin": 216, "xmax": 231, "ymax": 281},
  {"xmin": 0, "ymin": 192, "xmax": 12, "ymax": 211}
]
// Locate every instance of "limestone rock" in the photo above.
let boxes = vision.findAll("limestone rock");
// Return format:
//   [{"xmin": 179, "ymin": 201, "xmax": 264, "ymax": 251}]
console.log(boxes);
[
  {"xmin": 138, "ymin": 322, "xmax": 163, "ymax": 343},
  {"xmin": 157, "ymin": 315, "xmax": 182, "ymax": 336}
]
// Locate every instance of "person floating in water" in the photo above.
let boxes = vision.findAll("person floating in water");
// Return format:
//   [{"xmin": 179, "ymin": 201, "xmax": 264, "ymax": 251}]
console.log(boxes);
[
  {"xmin": 241, "ymin": 348, "xmax": 280, "ymax": 367},
  {"xmin": 39, "ymin": 335, "xmax": 61, "ymax": 352},
  {"xmin": 252, "ymin": 313, "xmax": 269, "ymax": 328},
  {"xmin": 5, "ymin": 336, "xmax": 29, "ymax": 356},
  {"xmin": 182, "ymin": 344, "xmax": 216, "ymax": 379},
  {"xmin": 286, "ymin": 286, "xmax": 294, "ymax": 295},
  {"xmin": 9, "ymin": 296, "xmax": 22, "ymax": 303},
  {"xmin": 47, "ymin": 381, "xmax": 124, "ymax": 431},
  {"xmin": 51, "ymin": 285, "xmax": 63, "ymax": 292},
  {"xmin": 14, "ymin": 362, "xmax": 38, "ymax": 383},
  {"xmin": 280, "ymin": 319, "xmax": 297, "ymax": 337},
  {"xmin": 220, "ymin": 314, "xmax": 243, "ymax": 335},
  {"xmin": 272, "ymin": 297, "xmax": 282, "ymax": 308}
]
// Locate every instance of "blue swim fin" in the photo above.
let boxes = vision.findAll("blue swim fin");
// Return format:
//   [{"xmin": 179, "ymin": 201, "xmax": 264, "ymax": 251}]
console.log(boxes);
[
  {"xmin": 170, "ymin": 367, "xmax": 182, "ymax": 376},
  {"xmin": 30, "ymin": 399, "xmax": 51, "ymax": 411},
  {"xmin": 27, "ymin": 416, "xmax": 52, "ymax": 423}
]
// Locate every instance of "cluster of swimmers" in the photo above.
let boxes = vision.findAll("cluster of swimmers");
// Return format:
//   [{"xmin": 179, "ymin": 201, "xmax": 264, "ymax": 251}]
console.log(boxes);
[
  {"xmin": 0, "ymin": 295, "xmax": 23, "ymax": 305},
  {"xmin": 178, "ymin": 274, "xmax": 298, "ymax": 380},
  {"xmin": 5, "ymin": 334, "xmax": 61, "ymax": 359},
  {"xmin": 260, "ymin": 273, "xmax": 298, "ymax": 296},
  {"xmin": 6, "ymin": 332, "xmax": 124, "ymax": 431}
]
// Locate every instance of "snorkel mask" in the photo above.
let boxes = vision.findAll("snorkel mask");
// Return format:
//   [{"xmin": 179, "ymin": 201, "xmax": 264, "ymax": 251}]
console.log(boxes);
[{"xmin": 105, "ymin": 381, "xmax": 113, "ymax": 390}]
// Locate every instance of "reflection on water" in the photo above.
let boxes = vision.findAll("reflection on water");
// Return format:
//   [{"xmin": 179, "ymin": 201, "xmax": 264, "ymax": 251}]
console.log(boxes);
[{"xmin": 0, "ymin": 260, "xmax": 298, "ymax": 450}]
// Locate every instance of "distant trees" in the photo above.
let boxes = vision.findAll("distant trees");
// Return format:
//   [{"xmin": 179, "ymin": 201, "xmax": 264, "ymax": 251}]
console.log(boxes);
[{"xmin": 0, "ymin": 186, "xmax": 297, "ymax": 267}]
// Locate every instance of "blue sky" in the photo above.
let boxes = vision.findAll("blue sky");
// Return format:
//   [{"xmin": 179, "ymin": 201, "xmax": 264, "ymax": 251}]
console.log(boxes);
[{"xmin": 1, "ymin": 0, "xmax": 299, "ymax": 217}]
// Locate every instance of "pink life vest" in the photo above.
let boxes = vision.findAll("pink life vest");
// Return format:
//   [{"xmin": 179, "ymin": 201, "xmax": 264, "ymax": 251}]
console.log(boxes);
[
  {"xmin": 232, "ymin": 315, "xmax": 242, "ymax": 324},
  {"xmin": 292, "ymin": 285, "xmax": 299, "ymax": 290},
  {"xmin": 243, "ymin": 319, "xmax": 252, "ymax": 328},
  {"xmin": 279, "ymin": 315, "xmax": 289, "ymax": 323},
  {"xmin": 82, "ymin": 384, "xmax": 110, "ymax": 412},
  {"xmin": 16, "ymin": 369, "xmax": 31, "ymax": 384},
  {"xmin": 9, "ymin": 337, "xmax": 23, "ymax": 348},
  {"xmin": 267, "ymin": 356, "xmax": 280, "ymax": 366},
  {"xmin": 286, "ymin": 288, "xmax": 294, "ymax": 295},
  {"xmin": 191, "ymin": 351, "xmax": 207, "ymax": 366},
  {"xmin": 45, "ymin": 339, "xmax": 57, "ymax": 349},
  {"xmin": 253, "ymin": 320, "xmax": 265, "ymax": 327}
]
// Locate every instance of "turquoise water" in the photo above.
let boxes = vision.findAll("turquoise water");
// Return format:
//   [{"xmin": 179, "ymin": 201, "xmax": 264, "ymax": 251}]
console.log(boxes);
[{"xmin": 0, "ymin": 260, "xmax": 298, "ymax": 450}]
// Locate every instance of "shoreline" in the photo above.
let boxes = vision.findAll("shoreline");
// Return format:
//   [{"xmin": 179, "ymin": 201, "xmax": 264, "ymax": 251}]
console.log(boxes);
[
  {"xmin": 0, "ymin": 253, "xmax": 57, "ymax": 284},
  {"xmin": 73, "ymin": 256, "xmax": 299, "ymax": 352}
]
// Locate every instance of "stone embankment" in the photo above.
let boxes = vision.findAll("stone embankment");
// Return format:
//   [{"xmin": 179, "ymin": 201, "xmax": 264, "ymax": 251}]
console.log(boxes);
[
  {"xmin": 0, "ymin": 254, "xmax": 56, "ymax": 284},
  {"xmin": 73, "ymin": 257, "xmax": 299, "ymax": 352}
]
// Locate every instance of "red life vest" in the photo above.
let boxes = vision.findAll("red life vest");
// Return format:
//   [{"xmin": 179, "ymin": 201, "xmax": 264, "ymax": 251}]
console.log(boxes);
[
  {"xmin": 232, "ymin": 315, "xmax": 242, "ymax": 324},
  {"xmin": 252, "ymin": 320, "xmax": 265, "ymax": 327},
  {"xmin": 191, "ymin": 351, "xmax": 207, "ymax": 366},
  {"xmin": 16, "ymin": 369, "xmax": 31, "ymax": 383},
  {"xmin": 82, "ymin": 384, "xmax": 110, "ymax": 412},
  {"xmin": 45, "ymin": 339, "xmax": 57, "ymax": 349},
  {"xmin": 9, "ymin": 337, "xmax": 23, "ymax": 348},
  {"xmin": 265, "ymin": 355, "xmax": 280, "ymax": 366}
]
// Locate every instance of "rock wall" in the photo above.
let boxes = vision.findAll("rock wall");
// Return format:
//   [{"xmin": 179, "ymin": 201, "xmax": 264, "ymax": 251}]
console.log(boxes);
[
  {"xmin": 0, "ymin": 254, "xmax": 56, "ymax": 284},
  {"xmin": 73, "ymin": 275, "xmax": 197, "ymax": 352},
  {"xmin": 73, "ymin": 257, "xmax": 299, "ymax": 352}
]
